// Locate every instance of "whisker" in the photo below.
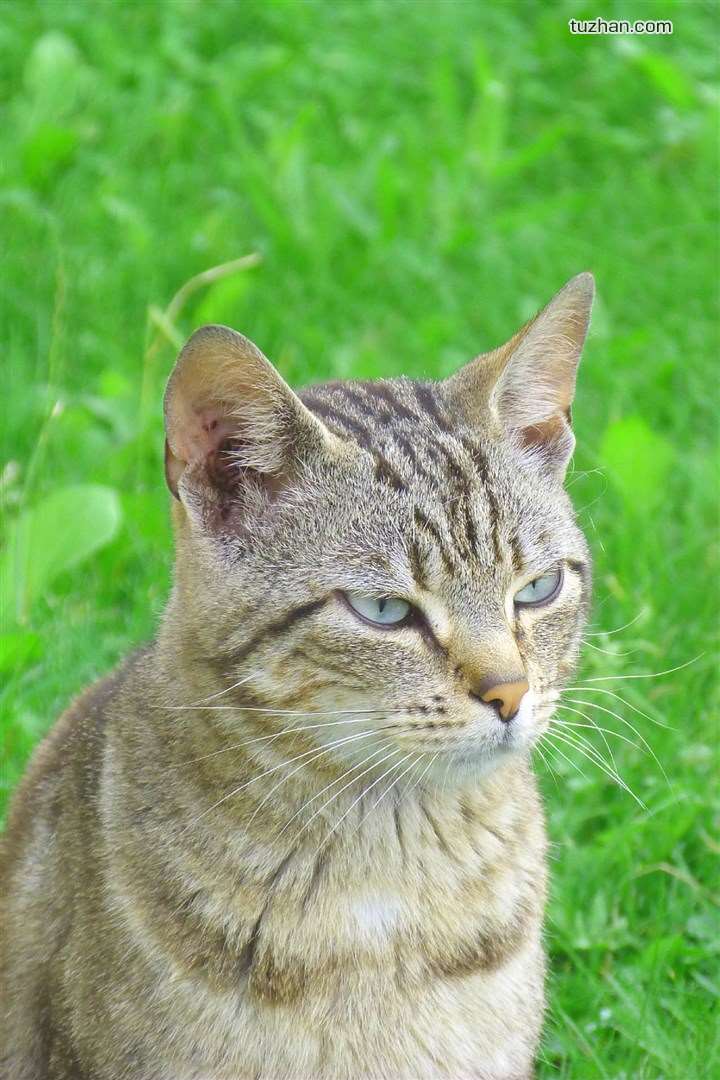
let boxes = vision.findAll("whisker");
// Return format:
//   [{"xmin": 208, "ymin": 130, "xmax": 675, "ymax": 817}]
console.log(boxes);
[
  {"xmin": 585, "ymin": 610, "xmax": 647, "ymax": 637},
  {"xmin": 553, "ymin": 714, "xmax": 646, "ymax": 754},
  {"xmin": 582, "ymin": 639, "xmax": 637, "ymax": 658},
  {"xmin": 182, "ymin": 671, "xmax": 260, "ymax": 708},
  {"xmin": 279, "ymin": 745, "xmax": 406, "ymax": 842},
  {"xmin": 562, "ymin": 684, "xmax": 673, "ymax": 730},
  {"xmin": 561, "ymin": 696, "xmax": 668, "ymax": 782},
  {"xmin": 246, "ymin": 736, "xmax": 390, "ymax": 833},
  {"xmin": 366, "ymin": 753, "xmax": 424, "ymax": 820},
  {"xmin": 272, "ymin": 741, "xmax": 397, "ymax": 841},
  {"xmin": 179, "ymin": 729, "xmax": 382, "ymax": 837},
  {"xmin": 545, "ymin": 726, "xmax": 646, "ymax": 808},
  {"xmin": 161, "ymin": 704, "xmax": 404, "ymax": 717},
  {"xmin": 312, "ymin": 751, "xmax": 418, "ymax": 857},
  {"xmin": 404, "ymin": 752, "xmax": 437, "ymax": 802},
  {"xmin": 543, "ymin": 727, "xmax": 621, "ymax": 790},
  {"xmin": 585, "ymin": 654, "xmax": 704, "ymax": 682},
  {"xmin": 538, "ymin": 732, "xmax": 590, "ymax": 783},
  {"xmin": 533, "ymin": 741, "xmax": 561, "ymax": 787},
  {"xmin": 175, "ymin": 715, "xmax": 393, "ymax": 766},
  {"xmin": 554, "ymin": 703, "xmax": 622, "ymax": 776}
]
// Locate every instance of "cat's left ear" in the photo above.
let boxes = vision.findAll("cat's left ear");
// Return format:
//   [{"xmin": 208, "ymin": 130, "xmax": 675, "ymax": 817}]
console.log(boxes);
[{"xmin": 445, "ymin": 273, "xmax": 594, "ymax": 479}]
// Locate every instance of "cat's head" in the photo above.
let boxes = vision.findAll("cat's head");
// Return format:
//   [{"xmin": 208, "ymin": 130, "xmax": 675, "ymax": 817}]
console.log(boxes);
[{"xmin": 163, "ymin": 275, "xmax": 593, "ymax": 783}]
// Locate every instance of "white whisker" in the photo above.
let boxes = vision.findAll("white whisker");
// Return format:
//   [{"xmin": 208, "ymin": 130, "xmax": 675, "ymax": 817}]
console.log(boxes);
[
  {"xmin": 545, "ymin": 726, "xmax": 646, "ymax": 809},
  {"xmin": 363, "ymin": 753, "xmax": 424, "ymax": 825},
  {"xmin": 179, "ymin": 729, "xmax": 381, "ymax": 837},
  {"xmin": 280, "ymin": 746, "xmax": 406, "ymax": 843},
  {"xmin": 175, "ymin": 715, "xmax": 394, "ymax": 767},
  {"xmin": 533, "ymin": 741, "xmax": 560, "ymax": 787},
  {"xmin": 582, "ymin": 639, "xmax": 636, "ymax": 657},
  {"xmin": 538, "ymin": 732, "xmax": 590, "ymax": 783},
  {"xmin": 585, "ymin": 654, "xmax": 704, "ymax": 682},
  {"xmin": 562, "ymin": 685, "xmax": 673, "ymax": 730},
  {"xmin": 246, "ymin": 734, "xmax": 390, "ymax": 832},
  {"xmin": 274, "ymin": 741, "xmax": 396, "ymax": 840},
  {"xmin": 312, "ymin": 751, "xmax": 418, "ymax": 857},
  {"xmin": 561, "ymin": 696, "xmax": 668, "ymax": 782},
  {"xmin": 162, "ymin": 704, "xmax": 404, "ymax": 716},
  {"xmin": 182, "ymin": 671, "xmax": 260, "ymax": 708},
  {"xmin": 553, "ymin": 713, "xmax": 646, "ymax": 754},
  {"xmin": 585, "ymin": 610, "xmax": 646, "ymax": 636},
  {"xmin": 554, "ymin": 704, "xmax": 622, "ymax": 776}
]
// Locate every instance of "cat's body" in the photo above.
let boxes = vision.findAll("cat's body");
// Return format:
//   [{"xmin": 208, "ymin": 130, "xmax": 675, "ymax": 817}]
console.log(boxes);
[{"xmin": 1, "ymin": 275, "xmax": 594, "ymax": 1080}]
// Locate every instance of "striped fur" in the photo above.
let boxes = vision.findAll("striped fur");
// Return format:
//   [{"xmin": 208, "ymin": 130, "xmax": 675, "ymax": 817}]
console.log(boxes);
[{"xmin": 1, "ymin": 276, "xmax": 594, "ymax": 1079}]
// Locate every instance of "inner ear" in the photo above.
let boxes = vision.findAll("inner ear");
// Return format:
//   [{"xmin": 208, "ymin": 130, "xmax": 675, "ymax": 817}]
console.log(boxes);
[
  {"xmin": 516, "ymin": 414, "xmax": 575, "ymax": 475},
  {"xmin": 165, "ymin": 406, "xmax": 247, "ymax": 499},
  {"xmin": 163, "ymin": 324, "xmax": 338, "ymax": 523},
  {"xmin": 443, "ymin": 273, "xmax": 594, "ymax": 481}
]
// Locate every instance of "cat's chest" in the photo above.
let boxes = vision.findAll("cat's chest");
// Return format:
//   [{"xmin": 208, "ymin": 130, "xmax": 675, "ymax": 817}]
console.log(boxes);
[
  {"xmin": 155, "ymin": 822, "xmax": 543, "ymax": 1010},
  {"xmin": 156, "ymin": 929, "xmax": 544, "ymax": 1080},
  {"xmin": 122, "ymin": 803, "xmax": 546, "ymax": 1078}
]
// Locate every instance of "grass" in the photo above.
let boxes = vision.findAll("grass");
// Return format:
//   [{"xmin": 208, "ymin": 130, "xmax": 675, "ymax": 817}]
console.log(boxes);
[{"xmin": 1, "ymin": 2, "xmax": 718, "ymax": 1076}]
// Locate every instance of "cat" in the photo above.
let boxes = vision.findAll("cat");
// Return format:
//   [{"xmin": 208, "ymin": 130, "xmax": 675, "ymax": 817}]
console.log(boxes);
[{"xmin": 0, "ymin": 273, "xmax": 594, "ymax": 1080}]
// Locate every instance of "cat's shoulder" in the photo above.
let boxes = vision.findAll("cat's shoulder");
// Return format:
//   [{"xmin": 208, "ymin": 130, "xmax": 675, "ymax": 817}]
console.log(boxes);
[{"xmin": 0, "ymin": 644, "xmax": 153, "ymax": 880}]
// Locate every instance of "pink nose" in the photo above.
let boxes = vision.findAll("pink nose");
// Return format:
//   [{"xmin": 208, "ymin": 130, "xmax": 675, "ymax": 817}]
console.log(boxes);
[{"xmin": 479, "ymin": 678, "xmax": 529, "ymax": 722}]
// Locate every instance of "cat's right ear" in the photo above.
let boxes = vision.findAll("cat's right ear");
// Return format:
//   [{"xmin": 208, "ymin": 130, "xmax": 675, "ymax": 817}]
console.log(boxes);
[{"xmin": 164, "ymin": 324, "xmax": 339, "ymax": 524}]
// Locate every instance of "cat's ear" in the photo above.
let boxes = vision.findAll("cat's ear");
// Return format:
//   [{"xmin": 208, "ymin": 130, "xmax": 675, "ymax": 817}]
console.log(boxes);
[
  {"xmin": 164, "ymin": 324, "xmax": 338, "ymax": 523},
  {"xmin": 445, "ymin": 273, "xmax": 594, "ymax": 479}
]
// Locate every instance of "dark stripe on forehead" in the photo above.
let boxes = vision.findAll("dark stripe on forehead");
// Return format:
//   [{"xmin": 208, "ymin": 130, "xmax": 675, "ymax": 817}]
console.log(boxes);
[
  {"xmin": 459, "ymin": 486, "xmax": 479, "ymax": 561},
  {"xmin": 301, "ymin": 395, "xmax": 375, "ymax": 449},
  {"xmin": 408, "ymin": 537, "xmax": 429, "ymax": 589},
  {"xmin": 228, "ymin": 597, "xmax": 328, "ymax": 666},
  {"xmin": 332, "ymin": 383, "xmax": 389, "ymax": 421},
  {"xmin": 459, "ymin": 436, "xmax": 503, "ymax": 563},
  {"xmin": 363, "ymin": 382, "xmax": 423, "ymax": 423},
  {"xmin": 413, "ymin": 382, "xmax": 454, "ymax": 434},
  {"xmin": 389, "ymin": 432, "xmax": 442, "ymax": 487},
  {"xmin": 414, "ymin": 507, "xmax": 456, "ymax": 575}
]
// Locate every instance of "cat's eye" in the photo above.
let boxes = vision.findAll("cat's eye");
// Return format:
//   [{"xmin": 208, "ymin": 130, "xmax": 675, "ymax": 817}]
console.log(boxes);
[
  {"xmin": 344, "ymin": 592, "xmax": 412, "ymax": 627},
  {"xmin": 514, "ymin": 567, "xmax": 563, "ymax": 608}
]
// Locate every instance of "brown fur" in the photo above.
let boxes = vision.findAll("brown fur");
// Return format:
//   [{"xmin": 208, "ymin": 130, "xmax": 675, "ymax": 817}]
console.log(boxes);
[{"xmin": 1, "ymin": 275, "xmax": 594, "ymax": 1079}]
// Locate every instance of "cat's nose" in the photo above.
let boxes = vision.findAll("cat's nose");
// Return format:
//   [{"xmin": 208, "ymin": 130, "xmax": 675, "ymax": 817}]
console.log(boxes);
[{"xmin": 473, "ymin": 677, "xmax": 529, "ymax": 722}]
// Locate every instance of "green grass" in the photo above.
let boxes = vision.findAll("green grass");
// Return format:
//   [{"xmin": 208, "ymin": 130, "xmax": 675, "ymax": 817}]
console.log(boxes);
[{"xmin": 1, "ymin": 2, "xmax": 718, "ymax": 1076}]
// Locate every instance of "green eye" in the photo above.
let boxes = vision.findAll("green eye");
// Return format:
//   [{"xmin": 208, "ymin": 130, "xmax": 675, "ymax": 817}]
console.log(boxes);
[
  {"xmin": 514, "ymin": 567, "xmax": 563, "ymax": 607},
  {"xmin": 344, "ymin": 592, "xmax": 412, "ymax": 627}
]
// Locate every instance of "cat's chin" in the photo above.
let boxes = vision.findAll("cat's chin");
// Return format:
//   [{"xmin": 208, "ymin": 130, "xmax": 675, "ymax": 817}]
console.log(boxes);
[
  {"xmin": 414, "ymin": 690, "xmax": 540, "ymax": 786},
  {"xmin": 420, "ymin": 740, "xmax": 529, "ymax": 788}
]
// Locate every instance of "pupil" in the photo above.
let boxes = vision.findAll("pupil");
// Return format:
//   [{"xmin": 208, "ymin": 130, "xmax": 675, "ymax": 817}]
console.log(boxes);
[{"xmin": 378, "ymin": 598, "xmax": 387, "ymax": 613}]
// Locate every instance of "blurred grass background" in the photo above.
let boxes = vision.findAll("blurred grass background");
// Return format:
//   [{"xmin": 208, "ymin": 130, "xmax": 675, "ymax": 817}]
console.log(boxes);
[{"xmin": 1, "ymin": 1, "xmax": 718, "ymax": 1076}]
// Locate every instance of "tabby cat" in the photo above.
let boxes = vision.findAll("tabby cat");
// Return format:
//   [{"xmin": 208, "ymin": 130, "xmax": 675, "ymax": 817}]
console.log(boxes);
[{"xmin": 0, "ymin": 273, "xmax": 594, "ymax": 1079}]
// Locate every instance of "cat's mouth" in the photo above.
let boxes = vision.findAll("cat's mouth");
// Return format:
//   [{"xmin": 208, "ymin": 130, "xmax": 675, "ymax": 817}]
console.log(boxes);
[{"xmin": 388, "ymin": 689, "xmax": 539, "ymax": 760}]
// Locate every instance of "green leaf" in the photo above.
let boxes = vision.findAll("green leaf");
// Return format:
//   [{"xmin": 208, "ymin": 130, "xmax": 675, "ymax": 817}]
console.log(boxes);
[
  {"xmin": 599, "ymin": 416, "xmax": 675, "ymax": 511},
  {"xmin": 1, "ymin": 485, "xmax": 122, "ymax": 626}
]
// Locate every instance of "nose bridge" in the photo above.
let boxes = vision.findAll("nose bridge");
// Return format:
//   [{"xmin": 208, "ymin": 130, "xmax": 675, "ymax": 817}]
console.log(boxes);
[{"xmin": 448, "ymin": 606, "xmax": 524, "ymax": 682}]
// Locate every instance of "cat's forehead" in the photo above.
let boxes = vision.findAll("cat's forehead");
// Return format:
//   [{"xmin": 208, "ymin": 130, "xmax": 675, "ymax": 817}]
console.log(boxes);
[{"xmin": 298, "ymin": 376, "xmax": 577, "ymax": 580}]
